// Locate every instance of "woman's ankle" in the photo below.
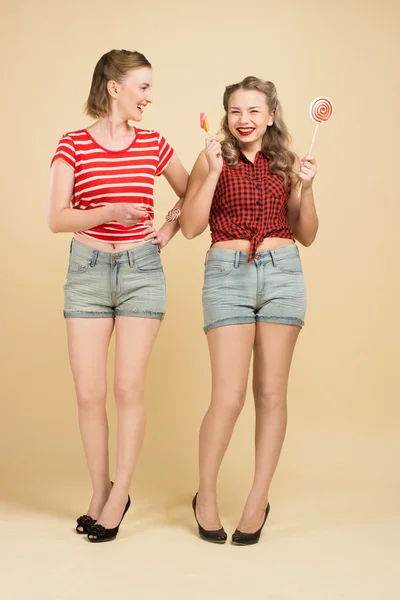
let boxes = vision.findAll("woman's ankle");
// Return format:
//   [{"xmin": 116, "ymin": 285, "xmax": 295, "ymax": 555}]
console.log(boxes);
[
  {"xmin": 92, "ymin": 480, "xmax": 112, "ymax": 496},
  {"xmin": 246, "ymin": 488, "xmax": 269, "ymax": 509},
  {"xmin": 197, "ymin": 489, "xmax": 218, "ymax": 504}
]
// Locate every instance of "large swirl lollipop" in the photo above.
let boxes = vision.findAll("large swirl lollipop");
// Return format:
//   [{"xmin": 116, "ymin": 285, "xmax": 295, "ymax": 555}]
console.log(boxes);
[
  {"xmin": 310, "ymin": 97, "xmax": 334, "ymax": 124},
  {"xmin": 298, "ymin": 96, "xmax": 334, "ymax": 197}
]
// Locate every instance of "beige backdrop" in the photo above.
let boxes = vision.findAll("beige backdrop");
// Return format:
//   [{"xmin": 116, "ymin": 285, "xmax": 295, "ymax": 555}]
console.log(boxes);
[{"xmin": 1, "ymin": 0, "xmax": 399, "ymax": 598}]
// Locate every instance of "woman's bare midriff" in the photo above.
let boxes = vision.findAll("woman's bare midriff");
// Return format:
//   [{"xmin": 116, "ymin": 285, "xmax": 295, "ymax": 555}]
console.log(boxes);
[
  {"xmin": 73, "ymin": 233, "xmax": 150, "ymax": 253},
  {"xmin": 212, "ymin": 238, "xmax": 295, "ymax": 253}
]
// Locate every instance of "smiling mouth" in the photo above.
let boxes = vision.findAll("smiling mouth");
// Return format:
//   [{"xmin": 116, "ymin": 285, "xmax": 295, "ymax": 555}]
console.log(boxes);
[
  {"xmin": 237, "ymin": 127, "xmax": 255, "ymax": 137},
  {"xmin": 137, "ymin": 105, "xmax": 146, "ymax": 112}
]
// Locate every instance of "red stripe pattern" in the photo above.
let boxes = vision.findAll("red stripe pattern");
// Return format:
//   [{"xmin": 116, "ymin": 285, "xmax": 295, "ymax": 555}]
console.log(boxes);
[{"xmin": 51, "ymin": 128, "xmax": 174, "ymax": 243}]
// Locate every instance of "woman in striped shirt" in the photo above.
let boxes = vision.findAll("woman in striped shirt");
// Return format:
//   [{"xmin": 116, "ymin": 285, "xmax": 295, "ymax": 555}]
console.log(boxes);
[{"xmin": 48, "ymin": 49, "xmax": 188, "ymax": 542}]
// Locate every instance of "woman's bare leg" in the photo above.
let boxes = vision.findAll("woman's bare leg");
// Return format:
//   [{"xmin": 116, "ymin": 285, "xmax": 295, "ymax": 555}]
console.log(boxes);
[
  {"xmin": 196, "ymin": 324, "xmax": 255, "ymax": 529},
  {"xmin": 237, "ymin": 322, "xmax": 300, "ymax": 532},
  {"xmin": 89, "ymin": 316, "xmax": 161, "ymax": 536},
  {"xmin": 67, "ymin": 318, "xmax": 114, "ymax": 530}
]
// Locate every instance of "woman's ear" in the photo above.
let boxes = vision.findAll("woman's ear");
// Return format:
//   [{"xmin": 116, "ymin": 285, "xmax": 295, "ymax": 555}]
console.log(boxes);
[
  {"xmin": 268, "ymin": 111, "xmax": 275, "ymax": 126},
  {"xmin": 107, "ymin": 80, "xmax": 119, "ymax": 99}
]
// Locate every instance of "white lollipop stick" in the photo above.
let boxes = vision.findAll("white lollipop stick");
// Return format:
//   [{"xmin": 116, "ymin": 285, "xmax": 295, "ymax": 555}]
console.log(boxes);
[
  {"xmin": 308, "ymin": 123, "xmax": 319, "ymax": 155},
  {"xmin": 152, "ymin": 208, "xmax": 181, "ymax": 222},
  {"xmin": 143, "ymin": 208, "xmax": 179, "ymax": 217},
  {"xmin": 297, "ymin": 123, "xmax": 319, "ymax": 198}
]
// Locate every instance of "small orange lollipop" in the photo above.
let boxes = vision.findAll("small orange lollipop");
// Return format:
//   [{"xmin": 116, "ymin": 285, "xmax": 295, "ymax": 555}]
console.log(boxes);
[{"xmin": 200, "ymin": 112, "xmax": 210, "ymax": 134}]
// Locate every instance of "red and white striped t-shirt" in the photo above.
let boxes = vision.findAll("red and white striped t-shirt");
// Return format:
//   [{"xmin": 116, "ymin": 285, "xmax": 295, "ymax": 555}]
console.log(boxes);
[{"xmin": 51, "ymin": 128, "xmax": 174, "ymax": 243}]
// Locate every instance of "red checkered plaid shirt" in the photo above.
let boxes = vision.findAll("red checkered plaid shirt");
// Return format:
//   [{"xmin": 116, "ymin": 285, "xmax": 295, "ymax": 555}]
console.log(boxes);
[{"xmin": 209, "ymin": 151, "xmax": 294, "ymax": 262}]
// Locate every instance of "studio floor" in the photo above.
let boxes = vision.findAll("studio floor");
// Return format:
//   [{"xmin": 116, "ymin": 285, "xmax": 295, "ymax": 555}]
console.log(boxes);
[{"xmin": 1, "ymin": 479, "xmax": 398, "ymax": 600}]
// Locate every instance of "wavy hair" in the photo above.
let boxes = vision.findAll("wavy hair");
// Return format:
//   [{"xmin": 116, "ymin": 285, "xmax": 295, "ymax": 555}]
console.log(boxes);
[{"xmin": 221, "ymin": 76, "xmax": 296, "ymax": 185}]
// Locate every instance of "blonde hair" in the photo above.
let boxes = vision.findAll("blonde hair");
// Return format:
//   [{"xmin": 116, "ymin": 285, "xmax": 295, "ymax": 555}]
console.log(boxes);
[
  {"xmin": 221, "ymin": 76, "xmax": 296, "ymax": 184},
  {"xmin": 85, "ymin": 49, "xmax": 151, "ymax": 119}
]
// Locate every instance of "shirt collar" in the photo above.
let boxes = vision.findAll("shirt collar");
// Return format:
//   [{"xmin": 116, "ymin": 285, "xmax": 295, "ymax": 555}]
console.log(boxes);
[{"xmin": 238, "ymin": 150, "xmax": 269, "ymax": 165}]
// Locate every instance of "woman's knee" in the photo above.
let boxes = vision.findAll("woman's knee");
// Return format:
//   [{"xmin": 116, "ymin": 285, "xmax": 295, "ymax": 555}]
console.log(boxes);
[
  {"xmin": 113, "ymin": 381, "xmax": 144, "ymax": 410},
  {"xmin": 253, "ymin": 386, "xmax": 287, "ymax": 412},
  {"xmin": 76, "ymin": 385, "xmax": 107, "ymax": 410},
  {"xmin": 210, "ymin": 391, "xmax": 246, "ymax": 418}
]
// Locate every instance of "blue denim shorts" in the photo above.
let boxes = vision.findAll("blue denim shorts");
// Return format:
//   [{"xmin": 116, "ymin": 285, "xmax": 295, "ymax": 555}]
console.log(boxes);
[
  {"xmin": 202, "ymin": 244, "xmax": 306, "ymax": 333},
  {"xmin": 64, "ymin": 239, "xmax": 166, "ymax": 319}
]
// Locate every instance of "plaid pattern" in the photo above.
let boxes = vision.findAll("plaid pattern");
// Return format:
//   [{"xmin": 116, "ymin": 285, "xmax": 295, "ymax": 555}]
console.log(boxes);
[{"xmin": 209, "ymin": 152, "xmax": 294, "ymax": 262}]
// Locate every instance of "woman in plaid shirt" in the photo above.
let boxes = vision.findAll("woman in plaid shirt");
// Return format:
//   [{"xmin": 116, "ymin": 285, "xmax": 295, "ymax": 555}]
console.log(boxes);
[{"xmin": 180, "ymin": 77, "xmax": 318, "ymax": 545}]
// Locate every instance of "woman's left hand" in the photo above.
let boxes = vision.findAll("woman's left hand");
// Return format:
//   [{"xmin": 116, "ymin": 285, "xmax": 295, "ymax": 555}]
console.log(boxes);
[
  {"xmin": 144, "ymin": 227, "xmax": 169, "ymax": 248},
  {"xmin": 299, "ymin": 155, "xmax": 317, "ymax": 189}
]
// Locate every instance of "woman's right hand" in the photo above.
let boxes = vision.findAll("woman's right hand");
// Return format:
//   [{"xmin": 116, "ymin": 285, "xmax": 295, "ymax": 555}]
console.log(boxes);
[
  {"xmin": 205, "ymin": 137, "xmax": 223, "ymax": 175},
  {"xmin": 112, "ymin": 203, "xmax": 151, "ymax": 227}
]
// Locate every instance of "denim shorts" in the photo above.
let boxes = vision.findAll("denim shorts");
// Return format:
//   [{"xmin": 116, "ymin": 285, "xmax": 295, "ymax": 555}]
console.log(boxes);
[
  {"xmin": 64, "ymin": 239, "xmax": 166, "ymax": 319},
  {"xmin": 202, "ymin": 244, "xmax": 306, "ymax": 333}
]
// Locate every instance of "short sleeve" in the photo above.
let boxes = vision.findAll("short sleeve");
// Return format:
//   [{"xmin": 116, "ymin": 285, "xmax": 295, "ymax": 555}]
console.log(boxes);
[
  {"xmin": 51, "ymin": 134, "xmax": 76, "ymax": 171},
  {"xmin": 155, "ymin": 132, "xmax": 174, "ymax": 176}
]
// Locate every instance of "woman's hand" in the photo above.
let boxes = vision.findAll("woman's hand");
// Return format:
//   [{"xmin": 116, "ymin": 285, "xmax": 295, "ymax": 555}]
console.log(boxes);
[
  {"xmin": 205, "ymin": 137, "xmax": 223, "ymax": 175},
  {"xmin": 298, "ymin": 155, "xmax": 317, "ymax": 189},
  {"xmin": 112, "ymin": 203, "xmax": 150, "ymax": 227},
  {"xmin": 144, "ymin": 227, "xmax": 169, "ymax": 248}
]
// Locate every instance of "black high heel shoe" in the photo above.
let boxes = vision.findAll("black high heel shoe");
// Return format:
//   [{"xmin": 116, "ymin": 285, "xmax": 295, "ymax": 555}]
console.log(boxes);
[
  {"xmin": 75, "ymin": 482, "xmax": 113, "ymax": 535},
  {"xmin": 87, "ymin": 494, "xmax": 131, "ymax": 543},
  {"xmin": 192, "ymin": 493, "xmax": 227, "ymax": 544},
  {"xmin": 231, "ymin": 503, "xmax": 270, "ymax": 546}
]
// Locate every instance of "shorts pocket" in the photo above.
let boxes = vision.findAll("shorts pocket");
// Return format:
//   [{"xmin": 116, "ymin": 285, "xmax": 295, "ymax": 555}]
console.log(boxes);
[
  {"xmin": 68, "ymin": 257, "xmax": 90, "ymax": 274},
  {"xmin": 134, "ymin": 250, "xmax": 163, "ymax": 273},
  {"xmin": 276, "ymin": 254, "xmax": 303, "ymax": 275},
  {"xmin": 204, "ymin": 262, "xmax": 234, "ymax": 278}
]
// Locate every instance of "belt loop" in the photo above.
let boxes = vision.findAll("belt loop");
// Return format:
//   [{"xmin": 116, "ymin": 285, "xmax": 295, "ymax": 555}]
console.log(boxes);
[
  {"xmin": 69, "ymin": 239, "xmax": 73, "ymax": 254},
  {"xmin": 234, "ymin": 251, "xmax": 240, "ymax": 269},
  {"xmin": 295, "ymin": 244, "xmax": 299, "ymax": 256},
  {"xmin": 89, "ymin": 250, "xmax": 99, "ymax": 268},
  {"xmin": 269, "ymin": 249, "xmax": 277, "ymax": 267},
  {"xmin": 204, "ymin": 249, "xmax": 210, "ymax": 266},
  {"xmin": 128, "ymin": 249, "xmax": 134, "ymax": 268}
]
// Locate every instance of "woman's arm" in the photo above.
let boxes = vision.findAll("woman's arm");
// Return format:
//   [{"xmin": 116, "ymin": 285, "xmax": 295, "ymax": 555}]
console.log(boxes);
[
  {"xmin": 179, "ymin": 138, "xmax": 223, "ymax": 239},
  {"xmin": 287, "ymin": 155, "xmax": 319, "ymax": 247},
  {"xmin": 47, "ymin": 159, "xmax": 149, "ymax": 233},
  {"xmin": 149, "ymin": 154, "xmax": 189, "ymax": 246}
]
